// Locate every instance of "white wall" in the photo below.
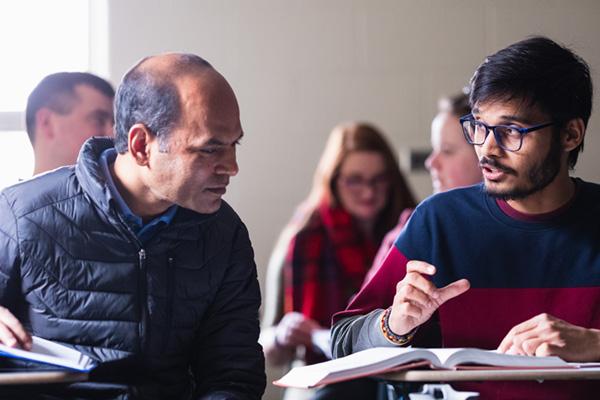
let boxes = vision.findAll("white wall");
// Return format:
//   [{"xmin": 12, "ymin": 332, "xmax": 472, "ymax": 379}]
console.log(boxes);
[{"xmin": 105, "ymin": 1, "xmax": 600, "ymax": 398}]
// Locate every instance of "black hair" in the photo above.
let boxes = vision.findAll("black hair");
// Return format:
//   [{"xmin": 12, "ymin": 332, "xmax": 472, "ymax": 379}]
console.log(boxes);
[
  {"xmin": 113, "ymin": 53, "xmax": 212, "ymax": 154},
  {"xmin": 470, "ymin": 36, "xmax": 593, "ymax": 168},
  {"xmin": 25, "ymin": 72, "xmax": 115, "ymax": 143}
]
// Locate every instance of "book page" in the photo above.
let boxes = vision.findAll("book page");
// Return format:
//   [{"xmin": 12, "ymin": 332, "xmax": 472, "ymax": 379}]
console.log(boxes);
[
  {"xmin": 438, "ymin": 348, "xmax": 570, "ymax": 369},
  {"xmin": 275, "ymin": 346, "xmax": 576, "ymax": 388},
  {"xmin": 275, "ymin": 347, "xmax": 439, "ymax": 388},
  {"xmin": 0, "ymin": 336, "xmax": 96, "ymax": 372}
]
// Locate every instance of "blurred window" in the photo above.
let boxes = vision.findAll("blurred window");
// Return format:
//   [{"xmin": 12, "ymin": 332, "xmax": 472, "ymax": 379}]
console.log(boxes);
[{"xmin": 0, "ymin": 0, "xmax": 90, "ymax": 186}]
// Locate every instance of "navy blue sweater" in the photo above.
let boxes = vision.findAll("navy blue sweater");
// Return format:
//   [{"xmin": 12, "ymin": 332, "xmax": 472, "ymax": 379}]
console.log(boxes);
[{"xmin": 333, "ymin": 181, "xmax": 600, "ymax": 399}]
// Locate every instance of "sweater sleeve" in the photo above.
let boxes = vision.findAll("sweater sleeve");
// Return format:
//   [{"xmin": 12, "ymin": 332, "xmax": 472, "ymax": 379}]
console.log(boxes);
[
  {"xmin": 331, "ymin": 309, "xmax": 389, "ymax": 358},
  {"xmin": 330, "ymin": 246, "xmax": 410, "ymax": 358}
]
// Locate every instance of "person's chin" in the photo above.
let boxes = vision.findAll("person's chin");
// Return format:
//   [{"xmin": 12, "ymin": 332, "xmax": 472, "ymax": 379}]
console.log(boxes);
[
  {"xmin": 483, "ymin": 178, "xmax": 508, "ymax": 192},
  {"xmin": 431, "ymin": 180, "xmax": 443, "ymax": 194},
  {"xmin": 190, "ymin": 197, "xmax": 222, "ymax": 214},
  {"xmin": 354, "ymin": 208, "xmax": 380, "ymax": 220}
]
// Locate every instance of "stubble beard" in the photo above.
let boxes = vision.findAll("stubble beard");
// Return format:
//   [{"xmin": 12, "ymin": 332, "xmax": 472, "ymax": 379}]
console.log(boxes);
[{"xmin": 483, "ymin": 135, "xmax": 563, "ymax": 201}]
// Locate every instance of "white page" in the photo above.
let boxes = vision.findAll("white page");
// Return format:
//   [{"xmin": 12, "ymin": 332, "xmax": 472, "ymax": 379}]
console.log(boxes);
[{"xmin": 0, "ymin": 336, "xmax": 96, "ymax": 371}]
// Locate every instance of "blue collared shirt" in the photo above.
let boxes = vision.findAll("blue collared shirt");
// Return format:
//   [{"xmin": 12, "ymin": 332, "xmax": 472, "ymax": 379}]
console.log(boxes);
[{"xmin": 99, "ymin": 149, "xmax": 178, "ymax": 245}]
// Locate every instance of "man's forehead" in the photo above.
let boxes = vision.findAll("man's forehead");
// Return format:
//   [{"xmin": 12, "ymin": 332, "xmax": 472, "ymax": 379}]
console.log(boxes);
[
  {"xmin": 177, "ymin": 72, "xmax": 239, "ymax": 118},
  {"xmin": 473, "ymin": 98, "xmax": 547, "ymax": 121},
  {"xmin": 74, "ymin": 83, "xmax": 114, "ymax": 104}
]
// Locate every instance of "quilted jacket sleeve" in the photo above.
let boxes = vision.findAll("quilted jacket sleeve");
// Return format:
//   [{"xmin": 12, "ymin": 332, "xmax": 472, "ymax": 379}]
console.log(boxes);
[
  {"xmin": 191, "ymin": 219, "xmax": 266, "ymax": 400},
  {"xmin": 0, "ymin": 193, "xmax": 25, "ymax": 316}
]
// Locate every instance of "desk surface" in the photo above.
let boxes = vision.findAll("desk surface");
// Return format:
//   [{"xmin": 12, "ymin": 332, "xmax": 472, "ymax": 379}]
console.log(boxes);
[
  {"xmin": 380, "ymin": 367, "xmax": 600, "ymax": 382},
  {"xmin": 0, "ymin": 370, "xmax": 88, "ymax": 385}
]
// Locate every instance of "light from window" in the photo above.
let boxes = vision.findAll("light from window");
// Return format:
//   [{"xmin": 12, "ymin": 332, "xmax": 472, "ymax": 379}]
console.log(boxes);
[
  {"xmin": 0, "ymin": 0, "xmax": 89, "ymax": 188},
  {"xmin": 0, "ymin": 0, "xmax": 89, "ymax": 112},
  {"xmin": 0, "ymin": 131, "xmax": 34, "ymax": 189}
]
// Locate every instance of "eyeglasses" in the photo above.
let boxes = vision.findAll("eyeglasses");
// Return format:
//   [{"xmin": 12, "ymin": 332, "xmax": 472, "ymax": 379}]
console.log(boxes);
[
  {"xmin": 459, "ymin": 113, "xmax": 556, "ymax": 152},
  {"xmin": 337, "ymin": 173, "xmax": 391, "ymax": 193}
]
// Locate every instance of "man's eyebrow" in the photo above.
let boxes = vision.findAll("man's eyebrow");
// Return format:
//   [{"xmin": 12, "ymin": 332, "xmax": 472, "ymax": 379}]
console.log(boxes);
[
  {"xmin": 87, "ymin": 109, "xmax": 112, "ymax": 120},
  {"xmin": 206, "ymin": 131, "xmax": 244, "ymax": 146},
  {"xmin": 472, "ymin": 108, "xmax": 534, "ymax": 125},
  {"xmin": 91, "ymin": 109, "xmax": 111, "ymax": 116},
  {"xmin": 497, "ymin": 114, "xmax": 536, "ymax": 126}
]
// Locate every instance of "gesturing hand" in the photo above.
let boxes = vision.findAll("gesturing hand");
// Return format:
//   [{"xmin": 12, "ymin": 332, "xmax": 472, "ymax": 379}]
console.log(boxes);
[
  {"xmin": 388, "ymin": 260, "xmax": 470, "ymax": 336},
  {"xmin": 0, "ymin": 306, "xmax": 31, "ymax": 351},
  {"xmin": 498, "ymin": 313, "xmax": 600, "ymax": 362}
]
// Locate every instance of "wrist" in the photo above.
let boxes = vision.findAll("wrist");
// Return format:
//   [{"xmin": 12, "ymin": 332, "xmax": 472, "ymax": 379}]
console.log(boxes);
[{"xmin": 380, "ymin": 307, "xmax": 418, "ymax": 345}]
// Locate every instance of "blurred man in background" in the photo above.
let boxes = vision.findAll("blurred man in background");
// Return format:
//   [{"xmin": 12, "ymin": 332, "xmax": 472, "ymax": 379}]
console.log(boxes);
[{"xmin": 26, "ymin": 72, "xmax": 115, "ymax": 175}]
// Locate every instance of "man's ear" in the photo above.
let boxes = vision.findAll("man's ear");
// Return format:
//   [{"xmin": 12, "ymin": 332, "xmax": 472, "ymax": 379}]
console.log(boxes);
[
  {"xmin": 128, "ymin": 123, "xmax": 154, "ymax": 166},
  {"xmin": 35, "ymin": 108, "xmax": 55, "ymax": 140},
  {"xmin": 562, "ymin": 118, "xmax": 585, "ymax": 152}
]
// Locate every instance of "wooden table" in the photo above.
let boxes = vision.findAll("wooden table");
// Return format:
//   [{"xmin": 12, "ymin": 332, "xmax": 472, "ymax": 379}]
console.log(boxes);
[
  {"xmin": 378, "ymin": 367, "xmax": 600, "ymax": 399},
  {"xmin": 380, "ymin": 366, "xmax": 600, "ymax": 382},
  {"xmin": 0, "ymin": 370, "xmax": 88, "ymax": 385}
]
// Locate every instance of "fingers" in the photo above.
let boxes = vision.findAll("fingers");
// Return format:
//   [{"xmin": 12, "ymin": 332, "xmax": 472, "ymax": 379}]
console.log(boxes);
[
  {"xmin": 496, "ymin": 313, "xmax": 590, "ymax": 360},
  {"xmin": 401, "ymin": 261, "xmax": 470, "ymax": 309},
  {"xmin": 0, "ymin": 306, "xmax": 31, "ymax": 351},
  {"xmin": 498, "ymin": 314, "xmax": 550, "ymax": 354},
  {"xmin": 404, "ymin": 260, "xmax": 439, "ymax": 301},
  {"xmin": 406, "ymin": 260, "xmax": 437, "ymax": 276},
  {"xmin": 276, "ymin": 312, "xmax": 321, "ymax": 347},
  {"xmin": 437, "ymin": 279, "xmax": 471, "ymax": 305},
  {"xmin": 404, "ymin": 261, "xmax": 470, "ymax": 305},
  {"xmin": 389, "ymin": 261, "xmax": 470, "ymax": 335}
]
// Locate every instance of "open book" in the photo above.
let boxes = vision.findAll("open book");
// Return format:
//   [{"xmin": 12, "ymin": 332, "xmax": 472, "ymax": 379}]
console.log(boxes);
[
  {"xmin": 0, "ymin": 336, "xmax": 97, "ymax": 372},
  {"xmin": 274, "ymin": 346, "xmax": 573, "ymax": 388}
]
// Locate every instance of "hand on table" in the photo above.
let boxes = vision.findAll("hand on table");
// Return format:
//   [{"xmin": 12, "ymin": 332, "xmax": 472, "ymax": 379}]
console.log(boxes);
[
  {"xmin": 0, "ymin": 306, "xmax": 31, "ymax": 351},
  {"xmin": 388, "ymin": 260, "xmax": 470, "ymax": 336},
  {"xmin": 498, "ymin": 313, "xmax": 600, "ymax": 362},
  {"xmin": 275, "ymin": 311, "xmax": 322, "ymax": 348}
]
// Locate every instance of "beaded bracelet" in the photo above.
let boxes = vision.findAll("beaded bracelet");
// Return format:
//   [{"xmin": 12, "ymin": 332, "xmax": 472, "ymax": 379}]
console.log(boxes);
[{"xmin": 380, "ymin": 307, "xmax": 418, "ymax": 345}]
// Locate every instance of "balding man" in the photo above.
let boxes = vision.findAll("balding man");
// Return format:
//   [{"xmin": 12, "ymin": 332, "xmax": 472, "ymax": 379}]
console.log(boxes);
[
  {"xmin": 26, "ymin": 72, "xmax": 115, "ymax": 175},
  {"xmin": 0, "ymin": 54, "xmax": 265, "ymax": 399}
]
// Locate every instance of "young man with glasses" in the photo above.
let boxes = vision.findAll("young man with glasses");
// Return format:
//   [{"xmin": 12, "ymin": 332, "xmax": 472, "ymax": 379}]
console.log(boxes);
[{"xmin": 331, "ymin": 36, "xmax": 599, "ymax": 399}]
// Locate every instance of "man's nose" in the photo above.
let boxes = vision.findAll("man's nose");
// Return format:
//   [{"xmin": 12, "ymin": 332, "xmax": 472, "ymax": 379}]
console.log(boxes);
[{"xmin": 217, "ymin": 148, "xmax": 239, "ymax": 176}]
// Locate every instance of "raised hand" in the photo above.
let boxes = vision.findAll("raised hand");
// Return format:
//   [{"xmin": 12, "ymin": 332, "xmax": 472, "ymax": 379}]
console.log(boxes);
[
  {"xmin": 388, "ymin": 260, "xmax": 470, "ymax": 336},
  {"xmin": 498, "ymin": 313, "xmax": 600, "ymax": 362},
  {"xmin": 0, "ymin": 306, "xmax": 31, "ymax": 351}
]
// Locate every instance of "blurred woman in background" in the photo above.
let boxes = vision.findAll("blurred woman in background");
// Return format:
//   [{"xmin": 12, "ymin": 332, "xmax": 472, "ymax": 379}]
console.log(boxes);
[
  {"xmin": 365, "ymin": 91, "xmax": 482, "ymax": 285},
  {"xmin": 261, "ymin": 122, "xmax": 416, "ymax": 399}
]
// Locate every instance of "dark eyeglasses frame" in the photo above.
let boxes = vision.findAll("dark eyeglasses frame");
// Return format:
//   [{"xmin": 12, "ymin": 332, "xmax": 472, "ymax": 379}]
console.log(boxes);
[{"xmin": 459, "ymin": 113, "xmax": 556, "ymax": 152}]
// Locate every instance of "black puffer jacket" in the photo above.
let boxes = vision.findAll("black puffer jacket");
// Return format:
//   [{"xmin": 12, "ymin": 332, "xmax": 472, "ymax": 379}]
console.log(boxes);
[{"xmin": 0, "ymin": 137, "xmax": 266, "ymax": 399}]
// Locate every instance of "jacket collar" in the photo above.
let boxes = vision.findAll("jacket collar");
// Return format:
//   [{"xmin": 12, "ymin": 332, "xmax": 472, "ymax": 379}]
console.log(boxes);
[
  {"xmin": 76, "ymin": 137, "xmax": 116, "ymax": 214},
  {"xmin": 75, "ymin": 137, "xmax": 218, "ymax": 228}
]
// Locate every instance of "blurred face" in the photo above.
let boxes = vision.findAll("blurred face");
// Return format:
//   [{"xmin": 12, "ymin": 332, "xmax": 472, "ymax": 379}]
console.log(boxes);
[
  {"xmin": 145, "ymin": 71, "xmax": 241, "ymax": 214},
  {"xmin": 53, "ymin": 84, "xmax": 114, "ymax": 164},
  {"xmin": 425, "ymin": 112, "xmax": 482, "ymax": 194},
  {"xmin": 335, "ymin": 151, "xmax": 390, "ymax": 222}
]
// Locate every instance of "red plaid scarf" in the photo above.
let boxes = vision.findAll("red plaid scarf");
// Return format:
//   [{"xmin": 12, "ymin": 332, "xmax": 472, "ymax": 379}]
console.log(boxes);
[{"xmin": 283, "ymin": 201, "xmax": 377, "ymax": 363}]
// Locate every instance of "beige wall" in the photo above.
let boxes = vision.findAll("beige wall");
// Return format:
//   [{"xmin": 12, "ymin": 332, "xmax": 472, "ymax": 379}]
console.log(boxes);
[{"xmin": 105, "ymin": 1, "xmax": 600, "ymax": 398}]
